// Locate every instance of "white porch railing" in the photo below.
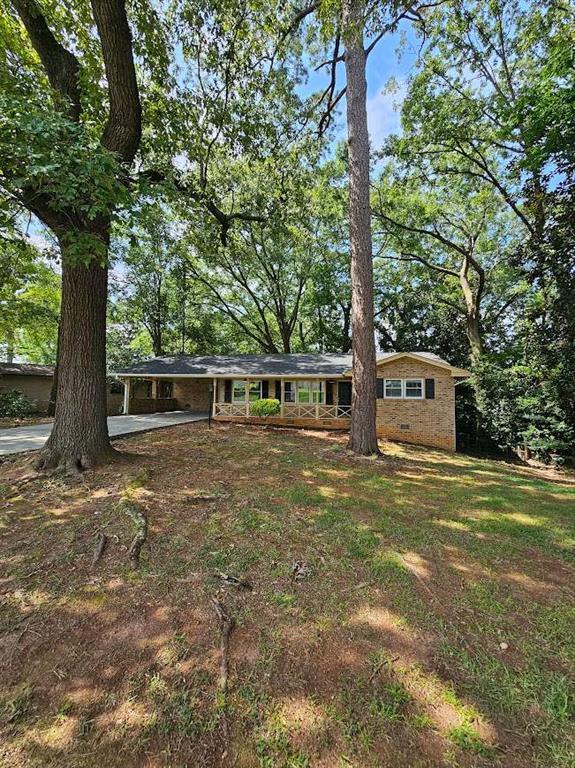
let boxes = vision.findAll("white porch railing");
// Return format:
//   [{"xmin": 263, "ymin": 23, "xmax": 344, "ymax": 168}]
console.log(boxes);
[
  {"xmin": 215, "ymin": 402, "xmax": 351, "ymax": 419},
  {"xmin": 283, "ymin": 404, "xmax": 352, "ymax": 419},
  {"xmin": 215, "ymin": 402, "xmax": 251, "ymax": 417}
]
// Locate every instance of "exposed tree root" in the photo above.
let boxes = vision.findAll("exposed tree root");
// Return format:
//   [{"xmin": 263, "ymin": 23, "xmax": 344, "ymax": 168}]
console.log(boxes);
[
  {"xmin": 211, "ymin": 597, "xmax": 235, "ymax": 744},
  {"xmin": 34, "ymin": 445, "xmax": 120, "ymax": 474},
  {"xmin": 122, "ymin": 501, "xmax": 148, "ymax": 569},
  {"xmin": 211, "ymin": 597, "xmax": 235, "ymax": 692},
  {"xmin": 91, "ymin": 532, "xmax": 108, "ymax": 566}
]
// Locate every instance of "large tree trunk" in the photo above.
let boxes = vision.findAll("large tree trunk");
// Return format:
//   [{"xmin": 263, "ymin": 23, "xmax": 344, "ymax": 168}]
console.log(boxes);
[
  {"xmin": 343, "ymin": 0, "xmax": 379, "ymax": 455},
  {"xmin": 37, "ymin": 235, "xmax": 114, "ymax": 470},
  {"xmin": 466, "ymin": 310, "xmax": 483, "ymax": 363},
  {"xmin": 152, "ymin": 328, "xmax": 163, "ymax": 357},
  {"xmin": 459, "ymin": 260, "xmax": 483, "ymax": 364}
]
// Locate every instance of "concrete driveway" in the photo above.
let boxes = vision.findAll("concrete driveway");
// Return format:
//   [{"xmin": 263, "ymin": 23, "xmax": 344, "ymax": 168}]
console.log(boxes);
[{"xmin": 0, "ymin": 411, "xmax": 209, "ymax": 456}]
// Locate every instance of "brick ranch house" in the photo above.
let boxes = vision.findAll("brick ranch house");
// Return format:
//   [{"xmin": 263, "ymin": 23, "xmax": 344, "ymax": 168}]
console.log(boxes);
[{"xmin": 116, "ymin": 352, "xmax": 469, "ymax": 451}]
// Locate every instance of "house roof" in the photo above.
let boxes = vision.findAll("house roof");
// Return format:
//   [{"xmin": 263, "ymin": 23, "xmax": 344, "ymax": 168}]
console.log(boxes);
[
  {"xmin": 0, "ymin": 362, "xmax": 54, "ymax": 377},
  {"xmin": 115, "ymin": 352, "xmax": 469, "ymax": 378}
]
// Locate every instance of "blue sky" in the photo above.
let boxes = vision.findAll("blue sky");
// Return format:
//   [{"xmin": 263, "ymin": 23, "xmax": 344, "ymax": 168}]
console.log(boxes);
[
  {"xmin": 26, "ymin": 22, "xmax": 421, "ymax": 257},
  {"xmin": 300, "ymin": 23, "xmax": 421, "ymax": 153}
]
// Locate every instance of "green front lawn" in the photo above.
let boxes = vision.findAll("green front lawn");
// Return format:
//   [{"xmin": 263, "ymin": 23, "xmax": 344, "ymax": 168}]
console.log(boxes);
[{"xmin": 1, "ymin": 423, "xmax": 574, "ymax": 767}]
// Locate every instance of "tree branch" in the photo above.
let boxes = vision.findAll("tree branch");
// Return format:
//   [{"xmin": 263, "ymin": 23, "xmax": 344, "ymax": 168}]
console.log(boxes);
[
  {"xmin": 91, "ymin": 0, "xmax": 141, "ymax": 164},
  {"xmin": 11, "ymin": 0, "xmax": 81, "ymax": 121}
]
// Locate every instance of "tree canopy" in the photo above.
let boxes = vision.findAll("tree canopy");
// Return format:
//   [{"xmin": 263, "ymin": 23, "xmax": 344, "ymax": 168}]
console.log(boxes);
[{"xmin": 1, "ymin": 0, "xmax": 574, "ymax": 463}]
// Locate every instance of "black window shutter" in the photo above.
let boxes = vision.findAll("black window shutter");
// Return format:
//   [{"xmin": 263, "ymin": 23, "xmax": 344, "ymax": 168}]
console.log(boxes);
[
  {"xmin": 425, "ymin": 378, "xmax": 435, "ymax": 399},
  {"xmin": 261, "ymin": 380, "xmax": 269, "ymax": 398},
  {"xmin": 224, "ymin": 379, "xmax": 232, "ymax": 403},
  {"xmin": 376, "ymin": 378, "xmax": 384, "ymax": 399},
  {"xmin": 326, "ymin": 381, "xmax": 334, "ymax": 405},
  {"xmin": 275, "ymin": 381, "xmax": 282, "ymax": 400}
]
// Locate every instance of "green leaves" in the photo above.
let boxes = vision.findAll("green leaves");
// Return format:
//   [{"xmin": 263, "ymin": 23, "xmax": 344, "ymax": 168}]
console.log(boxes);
[{"xmin": 0, "ymin": 91, "xmax": 129, "ymax": 225}]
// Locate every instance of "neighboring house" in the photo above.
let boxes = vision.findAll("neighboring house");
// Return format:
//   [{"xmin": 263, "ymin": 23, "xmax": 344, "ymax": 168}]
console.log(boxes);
[
  {"xmin": 0, "ymin": 362, "xmax": 54, "ymax": 412},
  {"xmin": 116, "ymin": 352, "xmax": 470, "ymax": 451},
  {"xmin": 0, "ymin": 362, "xmax": 125, "ymax": 415}
]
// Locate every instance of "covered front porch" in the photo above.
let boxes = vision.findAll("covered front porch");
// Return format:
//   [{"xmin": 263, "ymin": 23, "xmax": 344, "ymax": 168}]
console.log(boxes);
[
  {"xmin": 213, "ymin": 377, "xmax": 352, "ymax": 428},
  {"xmin": 119, "ymin": 374, "xmax": 352, "ymax": 428}
]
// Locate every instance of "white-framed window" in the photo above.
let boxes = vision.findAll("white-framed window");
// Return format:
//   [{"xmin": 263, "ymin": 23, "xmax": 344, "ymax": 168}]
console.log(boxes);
[
  {"xmin": 248, "ymin": 380, "xmax": 262, "ymax": 402},
  {"xmin": 296, "ymin": 380, "xmax": 324, "ymax": 404},
  {"xmin": 232, "ymin": 380, "xmax": 246, "ymax": 403},
  {"xmin": 404, "ymin": 379, "xmax": 424, "ymax": 399},
  {"xmin": 383, "ymin": 378, "xmax": 425, "ymax": 399},
  {"xmin": 384, "ymin": 379, "xmax": 403, "ymax": 399}
]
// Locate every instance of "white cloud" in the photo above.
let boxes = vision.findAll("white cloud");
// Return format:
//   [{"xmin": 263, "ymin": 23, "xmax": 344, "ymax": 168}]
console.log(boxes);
[{"xmin": 366, "ymin": 79, "xmax": 406, "ymax": 151}]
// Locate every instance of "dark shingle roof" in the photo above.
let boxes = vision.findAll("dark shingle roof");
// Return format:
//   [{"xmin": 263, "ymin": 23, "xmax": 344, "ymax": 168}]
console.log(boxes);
[
  {"xmin": 0, "ymin": 362, "xmax": 54, "ymax": 377},
  {"xmin": 115, "ymin": 352, "xmax": 451, "ymax": 378}
]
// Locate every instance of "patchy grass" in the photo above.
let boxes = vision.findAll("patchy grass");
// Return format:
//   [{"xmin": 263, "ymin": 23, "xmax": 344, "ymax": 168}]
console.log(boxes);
[{"xmin": 1, "ymin": 422, "xmax": 574, "ymax": 767}]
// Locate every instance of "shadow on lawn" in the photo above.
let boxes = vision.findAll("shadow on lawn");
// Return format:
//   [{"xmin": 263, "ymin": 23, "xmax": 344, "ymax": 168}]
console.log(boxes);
[{"xmin": 1, "ymin": 423, "xmax": 574, "ymax": 767}]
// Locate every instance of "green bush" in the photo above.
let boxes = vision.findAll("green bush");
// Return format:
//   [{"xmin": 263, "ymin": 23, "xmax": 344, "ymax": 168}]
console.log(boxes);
[
  {"xmin": 0, "ymin": 390, "xmax": 35, "ymax": 418},
  {"xmin": 250, "ymin": 398, "xmax": 280, "ymax": 417}
]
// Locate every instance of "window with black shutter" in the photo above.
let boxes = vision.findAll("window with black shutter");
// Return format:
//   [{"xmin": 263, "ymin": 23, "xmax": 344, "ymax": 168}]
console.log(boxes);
[
  {"xmin": 262, "ymin": 380, "xmax": 269, "ymax": 398},
  {"xmin": 275, "ymin": 381, "xmax": 282, "ymax": 400},
  {"xmin": 425, "ymin": 378, "xmax": 435, "ymax": 399},
  {"xmin": 224, "ymin": 379, "xmax": 232, "ymax": 403},
  {"xmin": 376, "ymin": 378, "xmax": 384, "ymax": 399}
]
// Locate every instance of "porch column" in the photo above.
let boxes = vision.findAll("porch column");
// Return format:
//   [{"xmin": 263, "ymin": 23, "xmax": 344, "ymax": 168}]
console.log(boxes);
[
  {"xmin": 315, "ymin": 379, "xmax": 320, "ymax": 419},
  {"xmin": 151, "ymin": 378, "xmax": 158, "ymax": 399},
  {"xmin": 212, "ymin": 377, "xmax": 217, "ymax": 417},
  {"xmin": 123, "ymin": 377, "xmax": 131, "ymax": 415},
  {"xmin": 245, "ymin": 379, "xmax": 249, "ymax": 416},
  {"xmin": 280, "ymin": 379, "xmax": 285, "ymax": 417}
]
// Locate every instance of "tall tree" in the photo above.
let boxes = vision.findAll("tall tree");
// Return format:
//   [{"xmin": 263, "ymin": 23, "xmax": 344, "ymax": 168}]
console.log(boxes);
[
  {"xmin": 2, "ymin": 0, "xmax": 143, "ymax": 469},
  {"xmin": 284, "ymin": 0, "xmax": 439, "ymax": 454},
  {"xmin": 116, "ymin": 204, "xmax": 176, "ymax": 358},
  {"xmin": 342, "ymin": 0, "xmax": 378, "ymax": 453},
  {"xmin": 373, "ymin": 170, "xmax": 524, "ymax": 363}
]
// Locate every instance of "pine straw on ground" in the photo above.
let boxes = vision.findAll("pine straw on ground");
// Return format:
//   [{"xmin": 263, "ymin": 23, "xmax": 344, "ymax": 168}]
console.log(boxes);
[{"xmin": 0, "ymin": 422, "xmax": 574, "ymax": 768}]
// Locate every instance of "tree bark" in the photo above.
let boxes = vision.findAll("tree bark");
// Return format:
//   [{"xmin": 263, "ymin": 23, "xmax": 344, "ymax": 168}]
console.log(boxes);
[
  {"xmin": 459, "ymin": 254, "xmax": 484, "ymax": 364},
  {"xmin": 37, "ymin": 234, "xmax": 114, "ymax": 470},
  {"xmin": 343, "ymin": 0, "xmax": 379, "ymax": 455},
  {"xmin": 11, "ymin": 0, "xmax": 142, "ymax": 470},
  {"xmin": 465, "ymin": 308, "xmax": 483, "ymax": 363},
  {"xmin": 340, "ymin": 301, "xmax": 352, "ymax": 353}
]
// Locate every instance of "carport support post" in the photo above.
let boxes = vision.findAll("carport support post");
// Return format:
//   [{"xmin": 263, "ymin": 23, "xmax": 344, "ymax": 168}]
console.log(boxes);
[{"xmin": 123, "ymin": 378, "xmax": 131, "ymax": 415}]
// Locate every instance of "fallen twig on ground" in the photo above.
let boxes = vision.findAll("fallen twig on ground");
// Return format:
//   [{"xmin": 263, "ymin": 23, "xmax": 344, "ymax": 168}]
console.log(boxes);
[
  {"xmin": 369, "ymin": 654, "xmax": 399, "ymax": 683},
  {"xmin": 122, "ymin": 501, "xmax": 148, "ymax": 569},
  {"xmin": 215, "ymin": 570, "xmax": 253, "ymax": 590},
  {"xmin": 91, "ymin": 532, "xmax": 108, "ymax": 566}
]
